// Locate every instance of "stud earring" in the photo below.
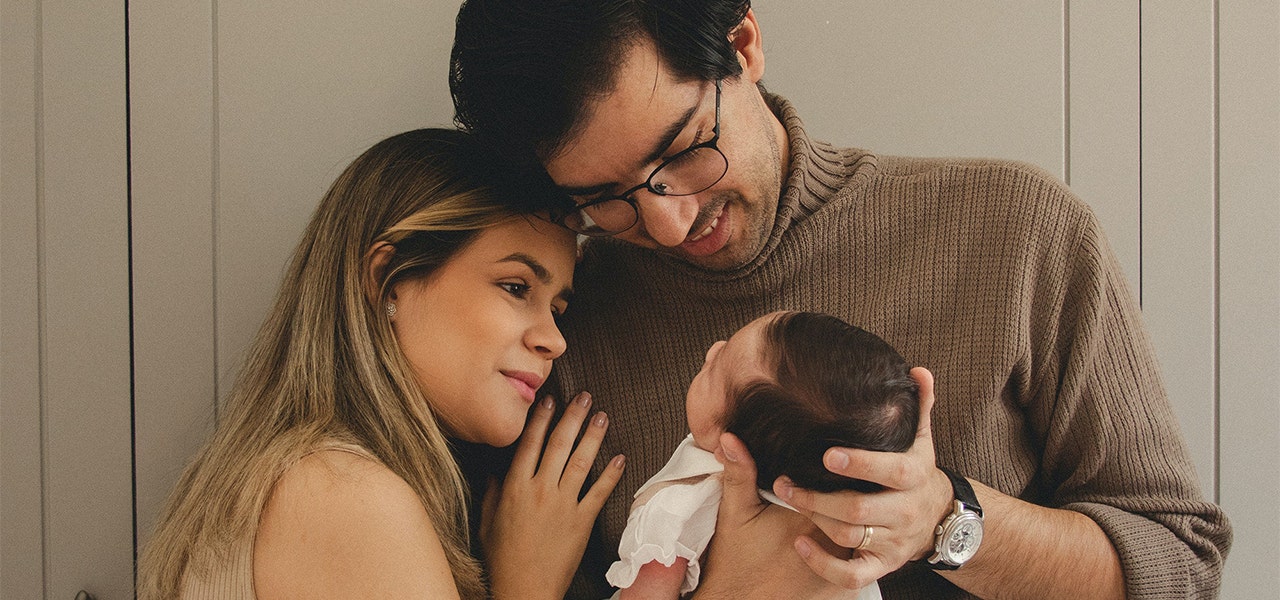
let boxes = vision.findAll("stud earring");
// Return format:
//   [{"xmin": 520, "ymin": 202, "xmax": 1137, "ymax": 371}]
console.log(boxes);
[{"xmin": 385, "ymin": 302, "xmax": 397, "ymax": 318}]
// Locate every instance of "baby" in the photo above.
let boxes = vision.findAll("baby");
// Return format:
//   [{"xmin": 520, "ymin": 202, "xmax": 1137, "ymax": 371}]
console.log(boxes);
[{"xmin": 606, "ymin": 311, "xmax": 920, "ymax": 600}]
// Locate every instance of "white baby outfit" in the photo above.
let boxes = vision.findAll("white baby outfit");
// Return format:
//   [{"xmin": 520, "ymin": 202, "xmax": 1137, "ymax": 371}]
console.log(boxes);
[{"xmin": 606, "ymin": 434, "xmax": 881, "ymax": 599}]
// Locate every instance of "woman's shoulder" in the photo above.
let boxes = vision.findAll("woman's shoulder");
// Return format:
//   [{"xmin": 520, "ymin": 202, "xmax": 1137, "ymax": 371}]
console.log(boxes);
[
  {"xmin": 253, "ymin": 447, "xmax": 460, "ymax": 598},
  {"xmin": 275, "ymin": 446, "xmax": 407, "ymax": 502}
]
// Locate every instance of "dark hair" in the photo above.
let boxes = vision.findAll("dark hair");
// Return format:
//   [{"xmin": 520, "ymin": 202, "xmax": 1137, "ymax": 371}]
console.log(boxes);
[
  {"xmin": 722, "ymin": 312, "xmax": 920, "ymax": 493},
  {"xmin": 450, "ymin": 0, "xmax": 751, "ymax": 165}
]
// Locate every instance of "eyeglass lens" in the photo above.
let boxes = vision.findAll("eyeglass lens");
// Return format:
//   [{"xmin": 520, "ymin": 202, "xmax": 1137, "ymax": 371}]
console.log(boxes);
[{"xmin": 563, "ymin": 81, "xmax": 727, "ymax": 236}]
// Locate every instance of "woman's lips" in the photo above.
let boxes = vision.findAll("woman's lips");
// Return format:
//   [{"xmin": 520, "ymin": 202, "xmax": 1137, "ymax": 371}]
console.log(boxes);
[{"xmin": 501, "ymin": 370, "xmax": 544, "ymax": 403}]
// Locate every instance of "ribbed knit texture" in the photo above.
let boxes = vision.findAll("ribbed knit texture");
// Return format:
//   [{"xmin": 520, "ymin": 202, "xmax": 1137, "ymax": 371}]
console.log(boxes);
[
  {"xmin": 557, "ymin": 95, "xmax": 1231, "ymax": 599},
  {"xmin": 175, "ymin": 441, "xmax": 378, "ymax": 599}
]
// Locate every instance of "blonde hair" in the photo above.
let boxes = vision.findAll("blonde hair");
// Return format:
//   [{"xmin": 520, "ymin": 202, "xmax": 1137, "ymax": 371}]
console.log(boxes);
[{"xmin": 138, "ymin": 129, "xmax": 564, "ymax": 599}]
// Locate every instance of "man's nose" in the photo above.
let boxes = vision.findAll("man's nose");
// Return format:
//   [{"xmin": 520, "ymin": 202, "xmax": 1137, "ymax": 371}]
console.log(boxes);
[{"xmin": 632, "ymin": 191, "xmax": 700, "ymax": 247}]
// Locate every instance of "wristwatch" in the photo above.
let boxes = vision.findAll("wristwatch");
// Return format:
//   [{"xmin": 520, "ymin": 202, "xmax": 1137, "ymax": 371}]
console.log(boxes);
[{"xmin": 927, "ymin": 467, "xmax": 984, "ymax": 570}]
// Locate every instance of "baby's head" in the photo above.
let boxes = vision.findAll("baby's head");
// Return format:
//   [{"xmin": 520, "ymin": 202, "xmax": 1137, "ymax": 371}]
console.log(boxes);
[{"xmin": 685, "ymin": 311, "xmax": 919, "ymax": 492}]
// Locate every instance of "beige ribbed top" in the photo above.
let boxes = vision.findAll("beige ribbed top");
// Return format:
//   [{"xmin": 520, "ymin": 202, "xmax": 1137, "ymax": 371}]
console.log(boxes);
[
  {"xmin": 176, "ymin": 442, "xmax": 377, "ymax": 599},
  {"xmin": 556, "ymin": 94, "xmax": 1231, "ymax": 599}
]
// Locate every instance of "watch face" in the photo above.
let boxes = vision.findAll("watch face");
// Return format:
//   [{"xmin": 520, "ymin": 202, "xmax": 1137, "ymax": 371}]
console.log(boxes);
[{"xmin": 944, "ymin": 516, "xmax": 984, "ymax": 563}]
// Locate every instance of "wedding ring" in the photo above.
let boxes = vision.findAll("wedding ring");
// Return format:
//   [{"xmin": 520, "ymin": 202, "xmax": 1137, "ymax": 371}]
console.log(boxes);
[{"xmin": 855, "ymin": 525, "xmax": 874, "ymax": 551}]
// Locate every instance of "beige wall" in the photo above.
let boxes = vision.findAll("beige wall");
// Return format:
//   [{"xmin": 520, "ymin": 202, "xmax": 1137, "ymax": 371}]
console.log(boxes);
[{"xmin": 3, "ymin": 1, "xmax": 1276, "ymax": 597}]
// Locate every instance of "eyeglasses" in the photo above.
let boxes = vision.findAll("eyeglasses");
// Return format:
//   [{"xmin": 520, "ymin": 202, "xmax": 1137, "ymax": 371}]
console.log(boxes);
[{"xmin": 556, "ymin": 79, "xmax": 728, "ymax": 237}]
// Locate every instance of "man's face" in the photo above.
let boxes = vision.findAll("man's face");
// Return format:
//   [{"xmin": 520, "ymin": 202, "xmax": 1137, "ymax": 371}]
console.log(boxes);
[{"xmin": 543, "ymin": 39, "xmax": 788, "ymax": 271}]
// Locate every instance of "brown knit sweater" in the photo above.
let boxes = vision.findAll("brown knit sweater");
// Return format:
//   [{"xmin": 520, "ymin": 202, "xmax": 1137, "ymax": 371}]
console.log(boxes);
[{"xmin": 553, "ymin": 95, "xmax": 1231, "ymax": 599}]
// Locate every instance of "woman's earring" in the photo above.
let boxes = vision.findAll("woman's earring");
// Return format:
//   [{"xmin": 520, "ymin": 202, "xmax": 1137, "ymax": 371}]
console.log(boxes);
[{"xmin": 385, "ymin": 302, "xmax": 397, "ymax": 318}]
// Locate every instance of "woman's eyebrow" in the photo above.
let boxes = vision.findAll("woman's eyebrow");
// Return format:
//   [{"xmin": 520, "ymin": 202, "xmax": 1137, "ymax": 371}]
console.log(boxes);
[
  {"xmin": 498, "ymin": 253, "xmax": 551, "ymax": 282},
  {"xmin": 499, "ymin": 253, "xmax": 575, "ymax": 301}
]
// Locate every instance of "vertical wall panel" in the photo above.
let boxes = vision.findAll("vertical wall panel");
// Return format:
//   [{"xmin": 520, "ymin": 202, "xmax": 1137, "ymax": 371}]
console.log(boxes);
[
  {"xmin": 1140, "ymin": 1, "xmax": 1217, "ymax": 494},
  {"xmin": 1, "ymin": 0, "xmax": 46, "ymax": 596},
  {"xmin": 214, "ymin": 0, "xmax": 459, "ymax": 396},
  {"xmin": 40, "ymin": 0, "xmax": 134, "ymax": 597},
  {"xmin": 1068, "ymin": 0, "xmax": 1142, "ymax": 291},
  {"xmin": 128, "ymin": 0, "xmax": 218, "ymax": 552},
  {"xmin": 1217, "ymin": 1, "xmax": 1280, "ymax": 596},
  {"xmin": 756, "ymin": 0, "xmax": 1065, "ymax": 179}
]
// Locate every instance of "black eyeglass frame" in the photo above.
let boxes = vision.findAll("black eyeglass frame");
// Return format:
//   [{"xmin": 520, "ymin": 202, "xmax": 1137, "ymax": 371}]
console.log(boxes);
[{"xmin": 556, "ymin": 79, "xmax": 726, "ymax": 236}]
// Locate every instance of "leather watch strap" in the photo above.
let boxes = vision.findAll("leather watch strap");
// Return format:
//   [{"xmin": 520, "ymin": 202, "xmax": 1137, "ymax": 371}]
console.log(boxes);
[{"xmin": 939, "ymin": 466, "xmax": 982, "ymax": 516}]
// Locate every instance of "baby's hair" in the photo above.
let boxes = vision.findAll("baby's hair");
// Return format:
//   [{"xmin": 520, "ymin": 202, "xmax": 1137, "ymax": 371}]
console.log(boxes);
[{"xmin": 722, "ymin": 311, "xmax": 919, "ymax": 493}]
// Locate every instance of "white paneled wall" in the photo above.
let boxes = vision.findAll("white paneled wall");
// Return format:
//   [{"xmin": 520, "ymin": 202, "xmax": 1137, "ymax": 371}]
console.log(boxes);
[
  {"xmin": 2, "ymin": 1, "xmax": 1276, "ymax": 598},
  {"xmin": 3, "ymin": 1, "xmax": 134, "ymax": 599},
  {"xmin": 1216, "ymin": 0, "xmax": 1280, "ymax": 594},
  {"xmin": 1140, "ymin": 0, "xmax": 1219, "ymax": 497},
  {"xmin": 1, "ymin": 0, "xmax": 45, "ymax": 596},
  {"xmin": 128, "ymin": 1, "xmax": 219, "ymax": 568}
]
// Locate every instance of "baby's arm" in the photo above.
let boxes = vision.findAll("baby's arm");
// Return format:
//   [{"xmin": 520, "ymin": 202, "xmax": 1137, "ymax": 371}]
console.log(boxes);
[{"xmin": 617, "ymin": 557, "xmax": 689, "ymax": 600}]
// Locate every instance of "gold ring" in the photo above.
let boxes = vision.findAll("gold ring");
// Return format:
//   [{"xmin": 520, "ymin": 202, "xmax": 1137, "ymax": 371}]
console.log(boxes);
[{"xmin": 855, "ymin": 525, "xmax": 874, "ymax": 551}]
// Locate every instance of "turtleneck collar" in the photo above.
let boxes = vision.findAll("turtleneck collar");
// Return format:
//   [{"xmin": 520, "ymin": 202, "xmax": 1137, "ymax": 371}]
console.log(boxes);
[
  {"xmin": 676, "ymin": 93, "xmax": 876, "ymax": 278},
  {"xmin": 765, "ymin": 92, "xmax": 876, "ymax": 233}
]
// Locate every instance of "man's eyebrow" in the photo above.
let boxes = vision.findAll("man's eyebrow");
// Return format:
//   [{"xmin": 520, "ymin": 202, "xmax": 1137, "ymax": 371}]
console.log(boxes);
[
  {"xmin": 556, "ymin": 100, "xmax": 701, "ymax": 197},
  {"xmin": 642, "ymin": 101, "xmax": 700, "ymax": 165},
  {"xmin": 499, "ymin": 253, "xmax": 574, "ymax": 300}
]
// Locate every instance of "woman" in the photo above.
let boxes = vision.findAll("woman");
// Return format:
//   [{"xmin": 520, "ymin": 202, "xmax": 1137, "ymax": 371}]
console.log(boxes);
[{"xmin": 138, "ymin": 128, "xmax": 622, "ymax": 599}]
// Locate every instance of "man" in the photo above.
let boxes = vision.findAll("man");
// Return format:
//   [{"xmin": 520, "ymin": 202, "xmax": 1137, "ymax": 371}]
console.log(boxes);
[{"xmin": 450, "ymin": 1, "xmax": 1231, "ymax": 598}]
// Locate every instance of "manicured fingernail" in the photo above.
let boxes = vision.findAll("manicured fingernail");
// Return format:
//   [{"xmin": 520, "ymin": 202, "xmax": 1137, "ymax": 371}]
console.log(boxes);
[
  {"xmin": 826, "ymin": 450, "xmax": 849, "ymax": 470},
  {"xmin": 542, "ymin": 396, "xmax": 555, "ymax": 410},
  {"xmin": 795, "ymin": 538, "xmax": 812, "ymax": 558},
  {"xmin": 722, "ymin": 445, "xmax": 739, "ymax": 463},
  {"xmin": 593, "ymin": 412, "xmax": 608, "ymax": 427},
  {"xmin": 612, "ymin": 455, "xmax": 626, "ymax": 469},
  {"xmin": 575, "ymin": 391, "xmax": 592, "ymax": 407}
]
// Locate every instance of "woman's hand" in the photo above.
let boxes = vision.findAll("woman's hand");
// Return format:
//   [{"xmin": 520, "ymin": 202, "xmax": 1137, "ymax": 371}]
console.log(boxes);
[{"xmin": 481, "ymin": 392, "xmax": 625, "ymax": 600}]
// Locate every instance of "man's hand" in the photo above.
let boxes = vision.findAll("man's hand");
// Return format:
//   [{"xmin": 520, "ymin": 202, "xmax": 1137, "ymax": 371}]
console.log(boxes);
[
  {"xmin": 772, "ymin": 367, "xmax": 954, "ymax": 589},
  {"xmin": 692, "ymin": 433, "xmax": 849, "ymax": 599},
  {"xmin": 772, "ymin": 367, "xmax": 1126, "ymax": 599}
]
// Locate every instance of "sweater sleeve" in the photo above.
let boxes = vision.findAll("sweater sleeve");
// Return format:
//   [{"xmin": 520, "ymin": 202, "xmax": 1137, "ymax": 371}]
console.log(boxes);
[{"xmin": 1028, "ymin": 207, "xmax": 1232, "ymax": 598}]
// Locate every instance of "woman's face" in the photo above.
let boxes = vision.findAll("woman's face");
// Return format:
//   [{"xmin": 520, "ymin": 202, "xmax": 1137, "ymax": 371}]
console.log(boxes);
[
  {"xmin": 391, "ymin": 217, "xmax": 577, "ymax": 447},
  {"xmin": 685, "ymin": 313, "xmax": 775, "ymax": 452}
]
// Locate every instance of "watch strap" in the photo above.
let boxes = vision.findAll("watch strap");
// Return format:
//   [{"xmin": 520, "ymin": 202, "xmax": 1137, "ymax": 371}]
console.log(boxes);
[{"xmin": 939, "ymin": 466, "xmax": 982, "ymax": 516}]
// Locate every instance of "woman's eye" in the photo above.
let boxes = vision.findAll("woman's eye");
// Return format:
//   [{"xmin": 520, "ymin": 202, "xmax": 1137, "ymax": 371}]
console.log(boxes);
[{"xmin": 499, "ymin": 282, "xmax": 531, "ymax": 299}]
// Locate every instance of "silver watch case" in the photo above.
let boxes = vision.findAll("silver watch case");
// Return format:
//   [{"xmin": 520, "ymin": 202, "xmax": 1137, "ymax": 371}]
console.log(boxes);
[{"xmin": 928, "ymin": 499, "xmax": 984, "ymax": 567}]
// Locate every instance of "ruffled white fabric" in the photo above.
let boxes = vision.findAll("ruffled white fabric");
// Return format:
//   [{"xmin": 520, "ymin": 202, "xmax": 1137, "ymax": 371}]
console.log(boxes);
[
  {"xmin": 605, "ymin": 435, "xmax": 881, "ymax": 600},
  {"xmin": 606, "ymin": 435, "xmax": 722, "ymax": 595}
]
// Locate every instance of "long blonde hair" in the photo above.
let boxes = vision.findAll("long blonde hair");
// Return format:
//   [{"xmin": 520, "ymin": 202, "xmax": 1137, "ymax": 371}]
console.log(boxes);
[{"xmin": 138, "ymin": 128, "xmax": 565, "ymax": 599}]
